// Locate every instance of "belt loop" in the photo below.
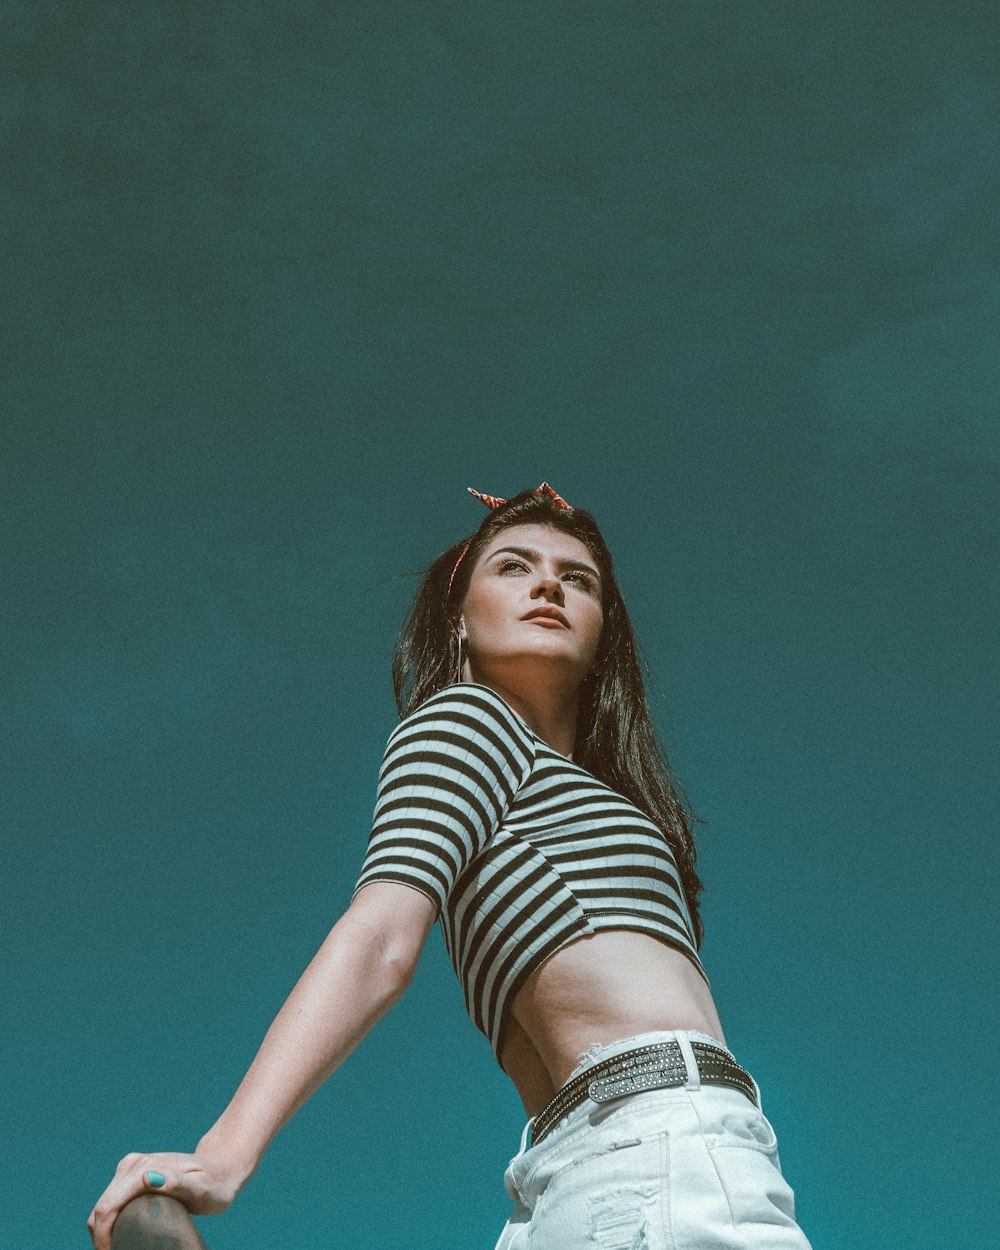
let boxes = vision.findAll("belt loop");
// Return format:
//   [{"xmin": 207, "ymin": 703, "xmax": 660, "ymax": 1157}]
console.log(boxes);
[{"xmin": 675, "ymin": 1034, "xmax": 701, "ymax": 1091}]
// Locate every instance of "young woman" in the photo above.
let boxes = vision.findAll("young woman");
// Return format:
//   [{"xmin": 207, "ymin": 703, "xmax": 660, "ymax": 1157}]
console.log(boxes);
[{"xmin": 89, "ymin": 483, "xmax": 811, "ymax": 1250}]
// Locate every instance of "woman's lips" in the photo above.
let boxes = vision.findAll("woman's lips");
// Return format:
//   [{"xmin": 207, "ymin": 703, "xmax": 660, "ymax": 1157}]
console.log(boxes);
[{"xmin": 524, "ymin": 617, "xmax": 569, "ymax": 628}]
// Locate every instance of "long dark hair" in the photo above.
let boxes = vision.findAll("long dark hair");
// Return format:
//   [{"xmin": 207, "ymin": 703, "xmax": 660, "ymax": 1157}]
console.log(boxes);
[{"xmin": 392, "ymin": 488, "xmax": 704, "ymax": 944}]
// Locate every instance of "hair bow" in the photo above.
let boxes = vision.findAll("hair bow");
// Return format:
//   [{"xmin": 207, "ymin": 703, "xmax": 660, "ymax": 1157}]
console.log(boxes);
[{"xmin": 467, "ymin": 482, "xmax": 573, "ymax": 511}]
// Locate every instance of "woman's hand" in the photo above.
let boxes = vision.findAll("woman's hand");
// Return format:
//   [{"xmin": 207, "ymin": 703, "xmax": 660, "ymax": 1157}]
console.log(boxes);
[{"xmin": 87, "ymin": 1148, "xmax": 244, "ymax": 1250}]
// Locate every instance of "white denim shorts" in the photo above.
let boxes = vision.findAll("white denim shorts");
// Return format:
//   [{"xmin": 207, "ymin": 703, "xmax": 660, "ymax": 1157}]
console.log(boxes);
[{"xmin": 493, "ymin": 1030, "xmax": 811, "ymax": 1250}]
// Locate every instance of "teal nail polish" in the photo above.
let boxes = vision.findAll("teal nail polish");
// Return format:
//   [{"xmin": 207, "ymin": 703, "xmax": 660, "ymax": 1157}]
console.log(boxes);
[{"xmin": 146, "ymin": 1171, "xmax": 165, "ymax": 1188}]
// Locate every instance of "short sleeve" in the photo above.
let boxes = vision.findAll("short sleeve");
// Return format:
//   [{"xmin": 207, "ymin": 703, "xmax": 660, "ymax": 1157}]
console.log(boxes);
[{"xmin": 353, "ymin": 684, "xmax": 537, "ymax": 914}]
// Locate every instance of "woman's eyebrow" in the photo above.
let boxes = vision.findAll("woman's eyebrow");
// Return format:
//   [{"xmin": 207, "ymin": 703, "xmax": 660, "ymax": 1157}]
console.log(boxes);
[{"xmin": 484, "ymin": 546, "xmax": 602, "ymax": 583}]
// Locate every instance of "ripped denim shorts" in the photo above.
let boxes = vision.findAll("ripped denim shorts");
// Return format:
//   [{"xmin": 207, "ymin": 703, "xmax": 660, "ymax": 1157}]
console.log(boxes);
[{"xmin": 493, "ymin": 1030, "xmax": 811, "ymax": 1250}]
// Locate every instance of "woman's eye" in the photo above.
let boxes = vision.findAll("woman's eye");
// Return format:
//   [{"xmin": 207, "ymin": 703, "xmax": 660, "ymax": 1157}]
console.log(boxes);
[{"xmin": 494, "ymin": 560, "xmax": 596, "ymax": 592}]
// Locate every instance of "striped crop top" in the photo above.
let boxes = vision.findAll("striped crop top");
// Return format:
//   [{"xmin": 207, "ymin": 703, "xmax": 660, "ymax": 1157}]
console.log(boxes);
[{"xmin": 353, "ymin": 682, "xmax": 706, "ymax": 1062}]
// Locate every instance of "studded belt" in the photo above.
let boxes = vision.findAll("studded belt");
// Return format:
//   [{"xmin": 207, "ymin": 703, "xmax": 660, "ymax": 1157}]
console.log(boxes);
[{"xmin": 531, "ymin": 1039, "xmax": 758, "ymax": 1146}]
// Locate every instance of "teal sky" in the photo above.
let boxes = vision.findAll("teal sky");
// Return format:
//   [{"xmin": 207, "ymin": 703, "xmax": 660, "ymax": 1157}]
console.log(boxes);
[{"xmin": 3, "ymin": 4, "xmax": 998, "ymax": 1247}]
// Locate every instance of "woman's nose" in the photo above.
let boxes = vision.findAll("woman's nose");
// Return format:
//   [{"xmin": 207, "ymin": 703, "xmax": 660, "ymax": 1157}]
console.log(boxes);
[{"xmin": 530, "ymin": 572, "xmax": 564, "ymax": 602}]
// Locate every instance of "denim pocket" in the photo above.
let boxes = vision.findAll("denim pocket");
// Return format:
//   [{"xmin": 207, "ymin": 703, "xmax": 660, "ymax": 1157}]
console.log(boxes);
[{"xmin": 704, "ymin": 1101, "xmax": 779, "ymax": 1154}]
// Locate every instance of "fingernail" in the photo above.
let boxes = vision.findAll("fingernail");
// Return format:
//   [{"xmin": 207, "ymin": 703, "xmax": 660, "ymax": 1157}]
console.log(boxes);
[{"xmin": 146, "ymin": 1171, "xmax": 165, "ymax": 1188}]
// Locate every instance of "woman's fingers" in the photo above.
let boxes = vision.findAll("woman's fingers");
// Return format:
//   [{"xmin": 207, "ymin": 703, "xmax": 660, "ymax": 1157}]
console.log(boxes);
[
  {"xmin": 88, "ymin": 1155, "xmax": 170, "ymax": 1250},
  {"xmin": 87, "ymin": 1151, "xmax": 234, "ymax": 1250}
]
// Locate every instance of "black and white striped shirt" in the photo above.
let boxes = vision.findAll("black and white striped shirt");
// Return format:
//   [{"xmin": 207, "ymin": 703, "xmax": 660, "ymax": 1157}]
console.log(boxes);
[{"xmin": 354, "ymin": 682, "xmax": 706, "ymax": 1060}]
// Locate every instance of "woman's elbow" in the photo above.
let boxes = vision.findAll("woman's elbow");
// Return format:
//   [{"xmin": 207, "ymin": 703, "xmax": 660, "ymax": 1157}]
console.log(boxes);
[
  {"xmin": 380, "ymin": 948, "xmax": 418, "ymax": 1002},
  {"xmin": 343, "ymin": 882, "xmax": 437, "ymax": 998}
]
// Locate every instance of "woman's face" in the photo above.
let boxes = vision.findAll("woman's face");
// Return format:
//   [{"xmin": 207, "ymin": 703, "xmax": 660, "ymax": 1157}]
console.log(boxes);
[{"xmin": 457, "ymin": 522, "xmax": 604, "ymax": 690}]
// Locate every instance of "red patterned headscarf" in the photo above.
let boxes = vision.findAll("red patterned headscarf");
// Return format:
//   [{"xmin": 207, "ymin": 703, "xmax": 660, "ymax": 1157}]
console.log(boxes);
[{"xmin": 447, "ymin": 482, "xmax": 573, "ymax": 596}]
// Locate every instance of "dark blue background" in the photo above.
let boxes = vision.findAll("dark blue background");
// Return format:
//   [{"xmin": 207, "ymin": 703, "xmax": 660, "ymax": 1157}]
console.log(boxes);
[{"xmin": 4, "ymin": 3, "xmax": 997, "ymax": 1246}]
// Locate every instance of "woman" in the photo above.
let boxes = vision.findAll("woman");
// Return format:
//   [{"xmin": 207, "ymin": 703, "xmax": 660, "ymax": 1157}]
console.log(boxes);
[{"xmin": 89, "ymin": 482, "xmax": 811, "ymax": 1250}]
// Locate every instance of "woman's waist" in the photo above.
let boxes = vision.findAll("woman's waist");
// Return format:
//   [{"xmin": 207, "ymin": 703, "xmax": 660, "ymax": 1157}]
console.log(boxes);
[{"xmin": 509, "ymin": 931, "xmax": 724, "ymax": 1090}]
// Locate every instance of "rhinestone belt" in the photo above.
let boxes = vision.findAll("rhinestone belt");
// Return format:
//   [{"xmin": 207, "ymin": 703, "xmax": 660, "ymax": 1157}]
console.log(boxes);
[{"xmin": 531, "ymin": 1039, "xmax": 758, "ymax": 1146}]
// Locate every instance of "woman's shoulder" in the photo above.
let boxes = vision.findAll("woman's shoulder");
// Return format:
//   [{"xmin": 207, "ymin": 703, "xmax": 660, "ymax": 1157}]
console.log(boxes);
[{"xmin": 412, "ymin": 681, "xmax": 532, "ymax": 726}]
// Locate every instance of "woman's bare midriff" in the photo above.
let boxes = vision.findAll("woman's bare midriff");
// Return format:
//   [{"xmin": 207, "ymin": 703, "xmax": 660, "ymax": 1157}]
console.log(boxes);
[{"xmin": 499, "ymin": 930, "xmax": 726, "ymax": 1117}]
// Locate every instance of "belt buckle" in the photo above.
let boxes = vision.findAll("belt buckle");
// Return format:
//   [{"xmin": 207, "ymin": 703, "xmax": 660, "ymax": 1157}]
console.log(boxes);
[{"xmin": 587, "ymin": 1060, "xmax": 686, "ymax": 1104}]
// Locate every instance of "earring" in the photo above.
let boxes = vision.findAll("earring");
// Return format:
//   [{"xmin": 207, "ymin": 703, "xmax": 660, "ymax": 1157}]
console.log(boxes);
[{"xmin": 455, "ymin": 631, "xmax": 463, "ymax": 683}]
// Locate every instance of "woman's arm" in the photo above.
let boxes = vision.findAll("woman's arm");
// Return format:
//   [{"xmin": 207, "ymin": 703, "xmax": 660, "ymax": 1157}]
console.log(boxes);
[{"xmin": 87, "ymin": 882, "xmax": 436, "ymax": 1250}]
